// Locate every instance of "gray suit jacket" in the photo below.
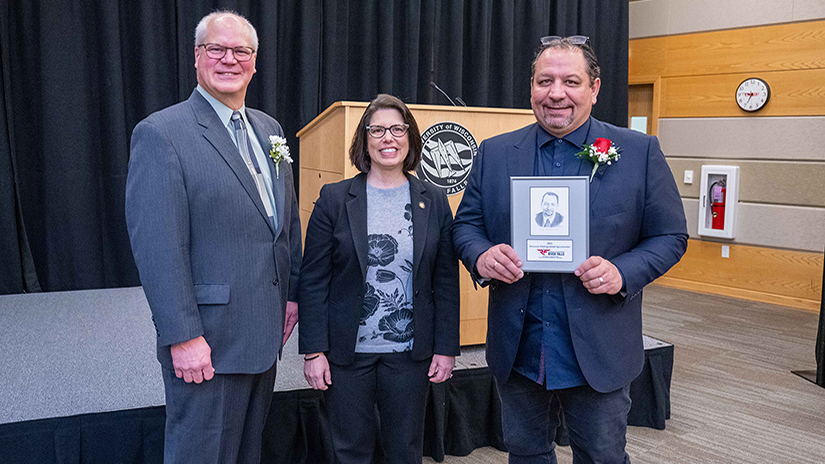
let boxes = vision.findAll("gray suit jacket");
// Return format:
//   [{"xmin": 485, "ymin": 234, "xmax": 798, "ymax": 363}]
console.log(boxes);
[{"xmin": 125, "ymin": 90, "xmax": 301, "ymax": 374}]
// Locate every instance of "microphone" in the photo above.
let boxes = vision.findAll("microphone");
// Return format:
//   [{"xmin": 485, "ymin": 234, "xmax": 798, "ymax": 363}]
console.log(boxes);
[
  {"xmin": 455, "ymin": 97, "xmax": 467, "ymax": 107},
  {"xmin": 430, "ymin": 81, "xmax": 457, "ymax": 106}
]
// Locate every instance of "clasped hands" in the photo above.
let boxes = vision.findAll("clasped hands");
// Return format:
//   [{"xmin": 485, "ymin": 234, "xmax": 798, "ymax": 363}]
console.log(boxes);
[{"xmin": 477, "ymin": 243, "xmax": 622, "ymax": 294}]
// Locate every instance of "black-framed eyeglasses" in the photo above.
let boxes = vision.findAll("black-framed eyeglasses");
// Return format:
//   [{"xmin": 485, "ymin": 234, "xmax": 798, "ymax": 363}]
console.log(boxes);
[
  {"xmin": 198, "ymin": 43, "xmax": 255, "ymax": 62},
  {"xmin": 366, "ymin": 124, "xmax": 409, "ymax": 138},
  {"xmin": 540, "ymin": 35, "xmax": 590, "ymax": 46}
]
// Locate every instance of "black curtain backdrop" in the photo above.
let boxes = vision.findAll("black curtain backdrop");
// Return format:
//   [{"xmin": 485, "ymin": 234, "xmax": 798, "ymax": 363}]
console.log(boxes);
[
  {"xmin": 0, "ymin": 0, "xmax": 628, "ymax": 293},
  {"xmin": 0, "ymin": 1, "xmax": 40, "ymax": 294}
]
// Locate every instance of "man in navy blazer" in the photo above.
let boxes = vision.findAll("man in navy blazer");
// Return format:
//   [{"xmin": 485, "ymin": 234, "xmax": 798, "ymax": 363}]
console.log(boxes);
[
  {"xmin": 125, "ymin": 11, "xmax": 301, "ymax": 464},
  {"xmin": 452, "ymin": 37, "xmax": 687, "ymax": 463}
]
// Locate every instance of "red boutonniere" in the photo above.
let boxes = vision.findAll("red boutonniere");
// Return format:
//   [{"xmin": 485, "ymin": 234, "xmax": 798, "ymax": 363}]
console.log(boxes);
[{"xmin": 574, "ymin": 137, "xmax": 621, "ymax": 182}]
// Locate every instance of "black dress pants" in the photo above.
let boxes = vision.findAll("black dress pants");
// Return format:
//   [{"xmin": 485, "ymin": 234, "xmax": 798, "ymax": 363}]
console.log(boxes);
[{"xmin": 326, "ymin": 352, "xmax": 431, "ymax": 464}]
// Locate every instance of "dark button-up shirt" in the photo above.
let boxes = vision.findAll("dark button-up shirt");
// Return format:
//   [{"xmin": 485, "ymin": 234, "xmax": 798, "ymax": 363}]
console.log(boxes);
[{"xmin": 511, "ymin": 118, "xmax": 591, "ymax": 390}]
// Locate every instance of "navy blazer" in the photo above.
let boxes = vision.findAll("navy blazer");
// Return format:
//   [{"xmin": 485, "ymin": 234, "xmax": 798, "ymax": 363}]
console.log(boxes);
[
  {"xmin": 452, "ymin": 118, "xmax": 688, "ymax": 392},
  {"xmin": 125, "ymin": 90, "xmax": 302, "ymax": 374},
  {"xmin": 298, "ymin": 173, "xmax": 460, "ymax": 365}
]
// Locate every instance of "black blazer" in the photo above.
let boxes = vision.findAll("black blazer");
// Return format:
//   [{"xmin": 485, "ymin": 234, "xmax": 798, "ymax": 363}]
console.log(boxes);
[{"xmin": 298, "ymin": 173, "xmax": 460, "ymax": 365}]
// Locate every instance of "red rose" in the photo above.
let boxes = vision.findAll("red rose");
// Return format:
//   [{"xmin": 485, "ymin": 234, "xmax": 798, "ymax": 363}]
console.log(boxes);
[{"xmin": 593, "ymin": 137, "xmax": 612, "ymax": 153}]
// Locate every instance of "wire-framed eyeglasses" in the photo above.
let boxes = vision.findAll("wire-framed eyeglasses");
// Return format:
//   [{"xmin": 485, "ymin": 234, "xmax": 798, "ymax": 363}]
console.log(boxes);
[
  {"xmin": 197, "ymin": 43, "xmax": 255, "ymax": 62},
  {"xmin": 540, "ymin": 35, "xmax": 590, "ymax": 46},
  {"xmin": 365, "ymin": 124, "xmax": 410, "ymax": 138}
]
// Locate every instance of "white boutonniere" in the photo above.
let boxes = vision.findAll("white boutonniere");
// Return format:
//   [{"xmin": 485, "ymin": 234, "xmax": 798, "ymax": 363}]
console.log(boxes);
[
  {"xmin": 574, "ymin": 137, "xmax": 621, "ymax": 182},
  {"xmin": 268, "ymin": 135, "xmax": 293, "ymax": 179}
]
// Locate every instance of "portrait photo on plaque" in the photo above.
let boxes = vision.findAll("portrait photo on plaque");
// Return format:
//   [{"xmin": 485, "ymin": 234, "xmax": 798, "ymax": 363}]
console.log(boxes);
[
  {"xmin": 530, "ymin": 187, "xmax": 569, "ymax": 236},
  {"xmin": 511, "ymin": 176, "xmax": 589, "ymax": 273}
]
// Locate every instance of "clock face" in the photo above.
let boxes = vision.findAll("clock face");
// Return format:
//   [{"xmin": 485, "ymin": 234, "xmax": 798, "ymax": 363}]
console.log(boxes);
[{"xmin": 736, "ymin": 78, "xmax": 770, "ymax": 112}]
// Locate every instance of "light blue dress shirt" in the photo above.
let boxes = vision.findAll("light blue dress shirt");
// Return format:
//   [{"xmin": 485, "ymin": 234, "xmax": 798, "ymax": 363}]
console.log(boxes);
[{"xmin": 196, "ymin": 85, "xmax": 278, "ymax": 229}]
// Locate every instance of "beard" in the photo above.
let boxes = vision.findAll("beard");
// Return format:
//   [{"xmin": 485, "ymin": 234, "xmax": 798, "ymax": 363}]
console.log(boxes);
[{"xmin": 541, "ymin": 110, "xmax": 574, "ymax": 129}]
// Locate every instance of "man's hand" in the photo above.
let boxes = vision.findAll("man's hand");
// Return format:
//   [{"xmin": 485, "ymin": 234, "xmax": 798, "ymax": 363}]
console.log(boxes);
[
  {"xmin": 428, "ymin": 354, "xmax": 456, "ymax": 383},
  {"xmin": 283, "ymin": 301, "xmax": 298, "ymax": 346},
  {"xmin": 574, "ymin": 256, "xmax": 623, "ymax": 295},
  {"xmin": 170, "ymin": 336, "xmax": 214, "ymax": 383},
  {"xmin": 477, "ymin": 244, "xmax": 524, "ymax": 284},
  {"xmin": 303, "ymin": 353, "xmax": 332, "ymax": 391}
]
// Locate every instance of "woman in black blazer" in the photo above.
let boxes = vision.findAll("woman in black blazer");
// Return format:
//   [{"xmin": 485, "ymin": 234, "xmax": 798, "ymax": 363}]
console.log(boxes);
[{"xmin": 298, "ymin": 94, "xmax": 460, "ymax": 464}]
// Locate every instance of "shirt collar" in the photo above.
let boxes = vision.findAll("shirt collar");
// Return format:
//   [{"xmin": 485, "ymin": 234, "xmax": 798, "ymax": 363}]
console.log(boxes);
[
  {"xmin": 536, "ymin": 116, "xmax": 592, "ymax": 149},
  {"xmin": 196, "ymin": 85, "xmax": 247, "ymax": 128}
]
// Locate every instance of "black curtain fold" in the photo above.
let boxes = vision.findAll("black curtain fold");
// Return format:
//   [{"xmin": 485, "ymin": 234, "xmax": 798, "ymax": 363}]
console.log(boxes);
[
  {"xmin": 0, "ymin": 0, "xmax": 40, "ymax": 294},
  {"xmin": 0, "ymin": 0, "xmax": 627, "ymax": 293}
]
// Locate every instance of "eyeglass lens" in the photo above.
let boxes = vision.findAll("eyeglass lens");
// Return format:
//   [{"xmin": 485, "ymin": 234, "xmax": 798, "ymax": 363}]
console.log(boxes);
[
  {"xmin": 540, "ymin": 35, "xmax": 589, "ymax": 45},
  {"xmin": 201, "ymin": 44, "xmax": 254, "ymax": 61},
  {"xmin": 367, "ymin": 124, "xmax": 409, "ymax": 138}
]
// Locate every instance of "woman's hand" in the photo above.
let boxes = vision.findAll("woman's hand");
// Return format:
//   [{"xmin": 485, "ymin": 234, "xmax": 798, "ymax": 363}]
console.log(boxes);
[
  {"xmin": 428, "ymin": 354, "xmax": 456, "ymax": 383},
  {"xmin": 304, "ymin": 353, "xmax": 332, "ymax": 390}
]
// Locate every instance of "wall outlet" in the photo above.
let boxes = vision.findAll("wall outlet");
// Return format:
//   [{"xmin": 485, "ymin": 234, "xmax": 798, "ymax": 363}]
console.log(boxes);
[
  {"xmin": 721, "ymin": 245, "xmax": 729, "ymax": 258},
  {"xmin": 684, "ymin": 170, "xmax": 693, "ymax": 184}
]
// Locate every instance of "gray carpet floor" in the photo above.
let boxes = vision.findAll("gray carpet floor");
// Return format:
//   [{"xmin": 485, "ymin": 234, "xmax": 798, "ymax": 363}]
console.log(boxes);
[{"xmin": 425, "ymin": 284, "xmax": 825, "ymax": 464}]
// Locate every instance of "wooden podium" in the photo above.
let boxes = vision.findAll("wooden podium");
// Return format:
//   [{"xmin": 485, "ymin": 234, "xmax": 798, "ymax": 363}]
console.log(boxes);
[{"xmin": 297, "ymin": 102, "xmax": 535, "ymax": 345}]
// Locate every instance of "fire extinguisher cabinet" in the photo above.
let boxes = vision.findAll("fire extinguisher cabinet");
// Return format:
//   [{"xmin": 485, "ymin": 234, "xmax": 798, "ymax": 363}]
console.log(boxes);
[{"xmin": 698, "ymin": 165, "xmax": 739, "ymax": 239}]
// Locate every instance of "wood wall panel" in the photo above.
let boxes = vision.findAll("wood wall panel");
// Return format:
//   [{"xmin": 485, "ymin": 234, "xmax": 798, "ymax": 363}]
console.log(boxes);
[
  {"xmin": 628, "ymin": 36, "xmax": 668, "ymax": 83},
  {"xmin": 659, "ymin": 239, "xmax": 823, "ymax": 311},
  {"xmin": 659, "ymin": 68, "xmax": 825, "ymax": 117},
  {"xmin": 662, "ymin": 20, "xmax": 825, "ymax": 76},
  {"xmin": 629, "ymin": 12, "xmax": 825, "ymax": 310},
  {"xmin": 628, "ymin": 84, "xmax": 653, "ymax": 133}
]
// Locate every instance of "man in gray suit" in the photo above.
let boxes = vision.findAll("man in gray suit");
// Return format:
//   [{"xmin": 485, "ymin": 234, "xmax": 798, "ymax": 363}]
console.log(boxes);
[{"xmin": 125, "ymin": 11, "xmax": 301, "ymax": 464}]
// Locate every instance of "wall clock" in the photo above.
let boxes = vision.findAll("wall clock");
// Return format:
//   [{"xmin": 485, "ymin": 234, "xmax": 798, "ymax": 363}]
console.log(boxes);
[{"xmin": 736, "ymin": 78, "xmax": 770, "ymax": 112}]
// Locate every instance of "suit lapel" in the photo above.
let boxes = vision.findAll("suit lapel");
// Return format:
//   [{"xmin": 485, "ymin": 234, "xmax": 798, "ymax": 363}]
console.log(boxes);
[
  {"xmin": 508, "ymin": 124, "xmax": 540, "ymax": 177},
  {"xmin": 346, "ymin": 174, "xmax": 369, "ymax": 278},
  {"xmin": 190, "ymin": 91, "xmax": 275, "ymax": 235},
  {"xmin": 409, "ymin": 175, "xmax": 429, "ymax": 277},
  {"xmin": 248, "ymin": 111, "xmax": 285, "ymax": 239}
]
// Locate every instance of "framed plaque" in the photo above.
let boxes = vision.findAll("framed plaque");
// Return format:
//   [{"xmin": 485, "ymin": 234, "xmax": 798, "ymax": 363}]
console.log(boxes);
[{"xmin": 510, "ymin": 176, "xmax": 589, "ymax": 272}]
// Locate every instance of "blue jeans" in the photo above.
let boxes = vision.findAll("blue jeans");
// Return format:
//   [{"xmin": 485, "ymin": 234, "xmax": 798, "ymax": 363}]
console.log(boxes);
[{"xmin": 496, "ymin": 371, "xmax": 631, "ymax": 464}]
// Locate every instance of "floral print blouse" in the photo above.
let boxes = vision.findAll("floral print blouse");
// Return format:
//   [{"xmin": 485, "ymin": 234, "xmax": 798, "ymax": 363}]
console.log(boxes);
[{"xmin": 355, "ymin": 182, "xmax": 415, "ymax": 353}]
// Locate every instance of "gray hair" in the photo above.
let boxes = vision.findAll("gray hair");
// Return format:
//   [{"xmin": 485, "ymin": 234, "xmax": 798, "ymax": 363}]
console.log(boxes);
[
  {"xmin": 531, "ymin": 37, "xmax": 600, "ymax": 86},
  {"xmin": 194, "ymin": 10, "xmax": 259, "ymax": 50}
]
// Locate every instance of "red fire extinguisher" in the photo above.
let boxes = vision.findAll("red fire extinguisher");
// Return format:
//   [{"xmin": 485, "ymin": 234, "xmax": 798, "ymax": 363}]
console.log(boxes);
[{"xmin": 710, "ymin": 181, "xmax": 726, "ymax": 230}]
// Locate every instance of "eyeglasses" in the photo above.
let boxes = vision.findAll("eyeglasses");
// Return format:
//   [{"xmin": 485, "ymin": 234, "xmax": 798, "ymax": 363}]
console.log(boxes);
[
  {"xmin": 197, "ymin": 43, "xmax": 255, "ymax": 62},
  {"xmin": 365, "ymin": 124, "xmax": 409, "ymax": 138},
  {"xmin": 540, "ymin": 35, "xmax": 590, "ymax": 46}
]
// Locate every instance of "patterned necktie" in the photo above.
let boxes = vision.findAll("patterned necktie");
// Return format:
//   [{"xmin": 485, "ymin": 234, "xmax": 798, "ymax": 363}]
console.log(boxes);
[{"xmin": 231, "ymin": 111, "xmax": 276, "ymax": 228}]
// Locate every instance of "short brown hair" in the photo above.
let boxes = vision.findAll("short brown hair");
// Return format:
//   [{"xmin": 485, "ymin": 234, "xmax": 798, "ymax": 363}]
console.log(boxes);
[
  {"xmin": 349, "ymin": 94, "xmax": 422, "ymax": 173},
  {"xmin": 531, "ymin": 37, "xmax": 600, "ymax": 86}
]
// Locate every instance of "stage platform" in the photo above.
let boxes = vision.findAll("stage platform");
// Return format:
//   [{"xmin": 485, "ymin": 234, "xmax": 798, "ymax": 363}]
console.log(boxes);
[{"xmin": 0, "ymin": 287, "xmax": 672, "ymax": 463}]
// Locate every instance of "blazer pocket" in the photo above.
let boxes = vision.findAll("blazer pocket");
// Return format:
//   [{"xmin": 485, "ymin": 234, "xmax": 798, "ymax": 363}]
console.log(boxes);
[
  {"xmin": 591, "ymin": 203, "xmax": 629, "ymax": 219},
  {"xmin": 194, "ymin": 284, "xmax": 230, "ymax": 305}
]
